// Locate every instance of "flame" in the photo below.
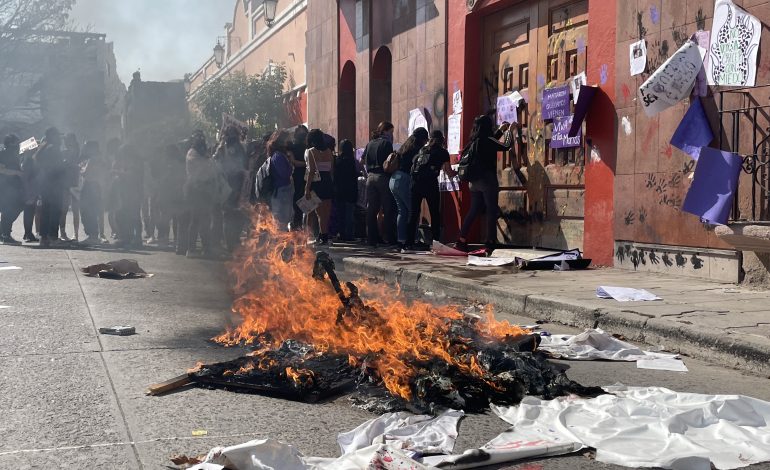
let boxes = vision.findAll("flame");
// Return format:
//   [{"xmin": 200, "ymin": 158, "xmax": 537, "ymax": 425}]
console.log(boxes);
[{"xmin": 214, "ymin": 208, "xmax": 527, "ymax": 401}]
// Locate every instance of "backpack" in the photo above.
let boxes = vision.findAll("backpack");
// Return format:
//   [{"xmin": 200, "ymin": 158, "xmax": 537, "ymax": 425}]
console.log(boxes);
[
  {"xmin": 456, "ymin": 139, "xmax": 480, "ymax": 182},
  {"xmin": 410, "ymin": 146, "xmax": 433, "ymax": 180},
  {"xmin": 254, "ymin": 157, "xmax": 274, "ymax": 203}
]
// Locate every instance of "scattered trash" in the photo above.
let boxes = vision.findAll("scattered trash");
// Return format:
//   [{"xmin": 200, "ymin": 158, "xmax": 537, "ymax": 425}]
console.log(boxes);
[
  {"xmin": 553, "ymin": 260, "xmax": 571, "ymax": 271},
  {"xmin": 81, "ymin": 259, "xmax": 153, "ymax": 279},
  {"xmin": 0, "ymin": 306, "xmax": 11, "ymax": 309},
  {"xmin": 517, "ymin": 249, "xmax": 592, "ymax": 270},
  {"xmin": 516, "ymin": 325, "xmax": 541, "ymax": 330},
  {"xmin": 490, "ymin": 384, "xmax": 770, "ymax": 469},
  {"xmin": 98, "ymin": 326, "xmax": 136, "ymax": 336},
  {"xmin": 432, "ymin": 241, "xmax": 468, "ymax": 257},
  {"xmin": 596, "ymin": 286, "xmax": 661, "ymax": 301},
  {"xmin": 467, "ymin": 256, "xmax": 517, "ymax": 267},
  {"xmin": 539, "ymin": 329, "xmax": 679, "ymax": 363},
  {"xmin": 636, "ymin": 357, "xmax": 688, "ymax": 372},
  {"xmin": 192, "ymin": 430, "xmax": 208, "ymax": 437},
  {"xmin": 0, "ymin": 266, "xmax": 22, "ymax": 271}
]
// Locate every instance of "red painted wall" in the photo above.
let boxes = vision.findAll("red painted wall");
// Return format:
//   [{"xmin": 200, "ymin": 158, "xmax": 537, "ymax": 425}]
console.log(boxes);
[
  {"xmin": 339, "ymin": 0, "xmax": 357, "ymax": 72},
  {"xmin": 583, "ymin": 1, "xmax": 617, "ymax": 265}
]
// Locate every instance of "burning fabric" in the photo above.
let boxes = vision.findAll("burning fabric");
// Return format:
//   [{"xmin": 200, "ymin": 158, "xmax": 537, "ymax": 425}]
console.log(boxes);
[
  {"xmin": 153, "ymin": 209, "xmax": 601, "ymax": 411},
  {"xmin": 81, "ymin": 259, "xmax": 153, "ymax": 279}
]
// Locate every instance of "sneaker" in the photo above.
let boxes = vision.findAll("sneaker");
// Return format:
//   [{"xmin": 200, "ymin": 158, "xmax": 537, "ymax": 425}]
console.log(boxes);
[
  {"xmin": 100, "ymin": 237, "xmax": 110, "ymax": 245},
  {"xmin": 145, "ymin": 237, "xmax": 158, "ymax": 245},
  {"xmin": 0, "ymin": 235, "xmax": 21, "ymax": 245},
  {"xmin": 60, "ymin": 232, "xmax": 70, "ymax": 242},
  {"xmin": 81, "ymin": 236, "xmax": 100, "ymax": 245},
  {"xmin": 453, "ymin": 240, "xmax": 469, "ymax": 252},
  {"xmin": 23, "ymin": 234, "xmax": 39, "ymax": 243}
]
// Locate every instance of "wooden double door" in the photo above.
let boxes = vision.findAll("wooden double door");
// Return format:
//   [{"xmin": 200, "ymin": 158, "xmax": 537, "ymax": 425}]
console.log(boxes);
[{"xmin": 482, "ymin": 0, "xmax": 588, "ymax": 250}]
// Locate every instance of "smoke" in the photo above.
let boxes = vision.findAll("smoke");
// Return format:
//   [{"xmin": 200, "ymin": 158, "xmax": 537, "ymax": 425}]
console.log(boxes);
[{"xmin": 71, "ymin": 0, "xmax": 233, "ymax": 83}]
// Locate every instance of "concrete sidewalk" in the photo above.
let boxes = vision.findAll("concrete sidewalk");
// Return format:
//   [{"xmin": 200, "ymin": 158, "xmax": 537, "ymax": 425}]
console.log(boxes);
[{"xmin": 331, "ymin": 244, "xmax": 770, "ymax": 377}]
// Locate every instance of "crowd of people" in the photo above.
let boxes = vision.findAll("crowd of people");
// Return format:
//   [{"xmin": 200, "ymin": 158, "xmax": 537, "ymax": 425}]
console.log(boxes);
[{"xmin": 0, "ymin": 114, "xmax": 515, "ymax": 255}]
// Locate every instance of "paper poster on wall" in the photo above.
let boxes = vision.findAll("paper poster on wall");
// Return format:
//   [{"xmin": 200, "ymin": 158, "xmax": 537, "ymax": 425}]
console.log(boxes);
[
  {"xmin": 638, "ymin": 40, "xmax": 706, "ymax": 117},
  {"xmin": 692, "ymin": 31, "xmax": 711, "ymax": 97},
  {"xmin": 452, "ymin": 90, "xmax": 463, "ymax": 114},
  {"xmin": 496, "ymin": 94, "xmax": 518, "ymax": 125},
  {"xmin": 551, "ymin": 115, "xmax": 582, "ymax": 149},
  {"xmin": 570, "ymin": 72, "xmax": 587, "ymax": 104},
  {"xmin": 447, "ymin": 114, "xmax": 462, "ymax": 155},
  {"xmin": 707, "ymin": 0, "xmax": 761, "ymax": 86},
  {"xmin": 408, "ymin": 108, "xmax": 429, "ymax": 136},
  {"xmin": 629, "ymin": 39, "xmax": 648, "ymax": 76},
  {"xmin": 542, "ymin": 85, "xmax": 571, "ymax": 120}
]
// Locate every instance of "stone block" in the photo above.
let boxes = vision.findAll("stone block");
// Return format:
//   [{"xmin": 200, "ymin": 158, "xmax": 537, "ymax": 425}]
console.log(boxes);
[{"xmin": 614, "ymin": 240, "xmax": 740, "ymax": 283}]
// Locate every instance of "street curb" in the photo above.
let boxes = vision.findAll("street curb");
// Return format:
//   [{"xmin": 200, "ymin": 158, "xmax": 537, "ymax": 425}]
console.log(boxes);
[{"xmin": 338, "ymin": 255, "xmax": 770, "ymax": 378}]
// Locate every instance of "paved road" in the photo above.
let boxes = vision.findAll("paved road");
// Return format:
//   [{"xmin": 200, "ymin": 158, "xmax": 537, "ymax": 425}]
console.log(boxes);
[{"xmin": 2, "ymin": 239, "xmax": 770, "ymax": 469}]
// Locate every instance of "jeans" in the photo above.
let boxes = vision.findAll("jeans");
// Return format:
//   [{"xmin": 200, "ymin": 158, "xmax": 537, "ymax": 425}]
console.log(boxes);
[
  {"xmin": 271, "ymin": 184, "xmax": 294, "ymax": 231},
  {"xmin": 389, "ymin": 170, "xmax": 411, "ymax": 243},
  {"xmin": 459, "ymin": 171, "xmax": 499, "ymax": 244},
  {"xmin": 407, "ymin": 179, "xmax": 441, "ymax": 246},
  {"xmin": 365, "ymin": 173, "xmax": 396, "ymax": 245}
]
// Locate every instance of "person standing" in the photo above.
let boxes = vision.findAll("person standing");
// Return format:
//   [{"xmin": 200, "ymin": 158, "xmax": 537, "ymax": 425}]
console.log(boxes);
[
  {"xmin": 406, "ymin": 130, "xmax": 455, "ymax": 250},
  {"xmin": 59, "ymin": 133, "xmax": 80, "ymax": 241},
  {"xmin": 34, "ymin": 128, "xmax": 65, "ymax": 248},
  {"xmin": 180, "ymin": 131, "xmax": 217, "ymax": 257},
  {"xmin": 266, "ymin": 130, "xmax": 294, "ymax": 231},
  {"xmin": 363, "ymin": 122, "xmax": 396, "ymax": 247},
  {"xmin": 456, "ymin": 115, "xmax": 515, "ymax": 253},
  {"xmin": 20, "ymin": 144, "xmax": 39, "ymax": 243},
  {"xmin": 390, "ymin": 127, "xmax": 429, "ymax": 250},
  {"xmin": 213, "ymin": 125, "xmax": 247, "ymax": 252},
  {"xmin": 304, "ymin": 129, "xmax": 335, "ymax": 245},
  {"xmin": 113, "ymin": 144, "xmax": 144, "ymax": 247},
  {"xmin": 150, "ymin": 144, "xmax": 186, "ymax": 249},
  {"xmin": 333, "ymin": 140, "xmax": 359, "ymax": 242},
  {"xmin": 289, "ymin": 125, "xmax": 308, "ymax": 231},
  {"xmin": 103, "ymin": 137, "xmax": 121, "ymax": 242},
  {"xmin": 0, "ymin": 135, "xmax": 24, "ymax": 244},
  {"xmin": 78, "ymin": 141, "xmax": 106, "ymax": 245}
]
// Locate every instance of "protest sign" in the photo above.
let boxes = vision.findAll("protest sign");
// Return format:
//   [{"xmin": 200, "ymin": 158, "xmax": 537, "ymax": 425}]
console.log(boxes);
[
  {"xmin": 452, "ymin": 90, "xmax": 463, "ymax": 114},
  {"xmin": 670, "ymin": 97, "xmax": 713, "ymax": 160},
  {"xmin": 19, "ymin": 137, "xmax": 38, "ymax": 154},
  {"xmin": 551, "ymin": 115, "xmax": 581, "ymax": 149},
  {"xmin": 682, "ymin": 147, "xmax": 743, "ymax": 225},
  {"xmin": 408, "ymin": 108, "xmax": 429, "ymax": 135},
  {"xmin": 638, "ymin": 41, "xmax": 705, "ymax": 117},
  {"xmin": 629, "ymin": 39, "xmax": 647, "ymax": 76},
  {"xmin": 447, "ymin": 114, "xmax": 461, "ymax": 155},
  {"xmin": 222, "ymin": 113, "xmax": 249, "ymax": 134},
  {"xmin": 496, "ymin": 94, "xmax": 518, "ymax": 125},
  {"xmin": 692, "ymin": 31, "xmax": 711, "ymax": 96},
  {"xmin": 707, "ymin": 0, "xmax": 761, "ymax": 86},
  {"xmin": 542, "ymin": 85, "xmax": 570, "ymax": 120},
  {"xmin": 570, "ymin": 72, "xmax": 587, "ymax": 104}
]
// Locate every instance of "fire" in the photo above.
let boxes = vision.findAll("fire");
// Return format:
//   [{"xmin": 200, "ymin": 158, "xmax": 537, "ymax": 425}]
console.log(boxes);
[{"xmin": 214, "ymin": 208, "xmax": 528, "ymax": 401}]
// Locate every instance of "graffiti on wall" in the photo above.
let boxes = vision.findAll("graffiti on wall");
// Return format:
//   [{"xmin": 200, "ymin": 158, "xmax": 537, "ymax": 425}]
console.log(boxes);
[{"xmin": 615, "ymin": 243, "xmax": 705, "ymax": 270}]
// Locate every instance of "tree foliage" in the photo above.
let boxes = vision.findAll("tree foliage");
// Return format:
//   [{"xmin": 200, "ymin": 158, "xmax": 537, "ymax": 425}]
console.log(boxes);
[
  {"xmin": 0, "ymin": 0, "xmax": 75, "ymax": 41},
  {"xmin": 192, "ymin": 65, "xmax": 288, "ymax": 139}
]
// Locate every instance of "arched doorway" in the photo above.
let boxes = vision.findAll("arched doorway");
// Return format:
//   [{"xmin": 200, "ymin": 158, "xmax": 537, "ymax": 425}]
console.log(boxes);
[
  {"xmin": 338, "ymin": 61, "xmax": 357, "ymax": 146},
  {"xmin": 370, "ymin": 46, "xmax": 392, "ymax": 128}
]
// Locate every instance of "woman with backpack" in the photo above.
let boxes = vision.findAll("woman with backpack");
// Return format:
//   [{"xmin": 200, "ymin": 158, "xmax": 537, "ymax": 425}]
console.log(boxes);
[
  {"xmin": 389, "ymin": 127, "xmax": 429, "ymax": 251},
  {"xmin": 406, "ymin": 130, "xmax": 456, "ymax": 250},
  {"xmin": 304, "ymin": 129, "xmax": 335, "ymax": 245},
  {"xmin": 455, "ymin": 115, "xmax": 515, "ymax": 254}
]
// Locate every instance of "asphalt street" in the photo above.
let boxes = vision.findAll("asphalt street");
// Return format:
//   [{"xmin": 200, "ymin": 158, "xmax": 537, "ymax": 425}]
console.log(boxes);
[{"xmin": 2, "ymin": 237, "xmax": 770, "ymax": 469}]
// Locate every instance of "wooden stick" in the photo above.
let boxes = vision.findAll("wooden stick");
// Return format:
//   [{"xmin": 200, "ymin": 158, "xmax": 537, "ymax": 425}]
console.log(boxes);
[{"xmin": 146, "ymin": 374, "xmax": 193, "ymax": 396}]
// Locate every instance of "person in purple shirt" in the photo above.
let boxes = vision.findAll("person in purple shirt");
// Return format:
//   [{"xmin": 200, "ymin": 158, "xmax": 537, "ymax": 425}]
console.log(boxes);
[{"xmin": 267, "ymin": 130, "xmax": 294, "ymax": 231}]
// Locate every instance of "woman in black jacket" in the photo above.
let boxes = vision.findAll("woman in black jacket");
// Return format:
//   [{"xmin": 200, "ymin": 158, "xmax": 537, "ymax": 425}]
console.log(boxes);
[
  {"xmin": 333, "ymin": 139, "xmax": 360, "ymax": 241},
  {"xmin": 456, "ymin": 115, "xmax": 515, "ymax": 253}
]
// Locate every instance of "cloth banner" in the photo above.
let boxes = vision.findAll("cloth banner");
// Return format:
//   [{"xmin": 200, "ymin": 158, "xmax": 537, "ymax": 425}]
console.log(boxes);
[
  {"xmin": 639, "ymin": 40, "xmax": 705, "ymax": 117},
  {"xmin": 670, "ymin": 96, "xmax": 714, "ymax": 160},
  {"xmin": 682, "ymin": 147, "xmax": 743, "ymax": 225},
  {"xmin": 707, "ymin": 0, "xmax": 761, "ymax": 86}
]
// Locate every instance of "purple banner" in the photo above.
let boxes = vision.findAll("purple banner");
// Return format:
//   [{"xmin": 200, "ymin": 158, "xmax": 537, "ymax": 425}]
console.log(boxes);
[
  {"xmin": 569, "ymin": 85, "xmax": 598, "ymax": 137},
  {"xmin": 670, "ymin": 96, "xmax": 713, "ymax": 160},
  {"xmin": 542, "ymin": 85, "xmax": 571, "ymax": 120},
  {"xmin": 682, "ymin": 147, "xmax": 742, "ymax": 225},
  {"xmin": 551, "ymin": 115, "xmax": 582, "ymax": 149}
]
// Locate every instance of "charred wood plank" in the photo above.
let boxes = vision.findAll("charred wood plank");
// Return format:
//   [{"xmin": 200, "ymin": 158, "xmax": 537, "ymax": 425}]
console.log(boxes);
[{"xmin": 146, "ymin": 374, "xmax": 193, "ymax": 396}]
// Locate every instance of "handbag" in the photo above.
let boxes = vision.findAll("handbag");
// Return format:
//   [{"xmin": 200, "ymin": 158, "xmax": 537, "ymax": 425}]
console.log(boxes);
[
  {"xmin": 383, "ymin": 151, "xmax": 400, "ymax": 174},
  {"xmin": 306, "ymin": 149, "xmax": 322, "ymax": 183}
]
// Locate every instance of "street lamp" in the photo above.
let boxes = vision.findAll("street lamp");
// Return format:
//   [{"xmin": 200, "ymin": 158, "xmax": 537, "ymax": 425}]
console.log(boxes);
[
  {"xmin": 213, "ymin": 40, "xmax": 225, "ymax": 67},
  {"xmin": 263, "ymin": 0, "xmax": 278, "ymax": 27}
]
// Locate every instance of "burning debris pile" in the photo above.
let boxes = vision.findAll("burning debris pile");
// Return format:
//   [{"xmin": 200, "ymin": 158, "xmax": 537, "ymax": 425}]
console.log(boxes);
[{"xmin": 152, "ymin": 210, "xmax": 603, "ymax": 411}]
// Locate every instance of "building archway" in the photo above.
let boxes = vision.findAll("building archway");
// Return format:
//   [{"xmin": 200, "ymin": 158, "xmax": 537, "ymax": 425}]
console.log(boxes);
[
  {"xmin": 338, "ymin": 60, "xmax": 357, "ymax": 146},
  {"xmin": 370, "ymin": 46, "xmax": 392, "ymax": 128}
]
